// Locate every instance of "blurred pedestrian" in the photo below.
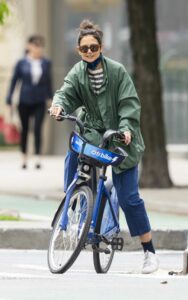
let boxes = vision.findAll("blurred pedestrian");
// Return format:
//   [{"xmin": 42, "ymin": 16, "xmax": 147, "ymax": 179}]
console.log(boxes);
[
  {"xmin": 50, "ymin": 20, "xmax": 159, "ymax": 274},
  {"xmin": 6, "ymin": 35, "xmax": 52, "ymax": 169}
]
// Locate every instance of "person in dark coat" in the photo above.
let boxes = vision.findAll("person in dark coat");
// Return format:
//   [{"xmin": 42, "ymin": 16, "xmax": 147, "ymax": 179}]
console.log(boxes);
[{"xmin": 6, "ymin": 35, "xmax": 52, "ymax": 169}]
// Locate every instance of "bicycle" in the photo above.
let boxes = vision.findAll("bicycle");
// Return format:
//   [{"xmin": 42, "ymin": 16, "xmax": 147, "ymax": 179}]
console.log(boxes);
[{"xmin": 47, "ymin": 112, "xmax": 128, "ymax": 274}]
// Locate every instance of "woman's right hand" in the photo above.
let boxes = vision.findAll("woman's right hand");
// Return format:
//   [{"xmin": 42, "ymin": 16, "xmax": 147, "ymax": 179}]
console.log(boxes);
[{"xmin": 49, "ymin": 106, "xmax": 63, "ymax": 120}]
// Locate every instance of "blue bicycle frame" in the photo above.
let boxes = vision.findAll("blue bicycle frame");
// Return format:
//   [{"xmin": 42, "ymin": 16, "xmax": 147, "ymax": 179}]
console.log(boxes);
[
  {"xmin": 58, "ymin": 130, "xmax": 126, "ymax": 241},
  {"xmin": 87, "ymin": 176, "xmax": 120, "ymax": 240},
  {"xmin": 59, "ymin": 168, "xmax": 120, "ymax": 242}
]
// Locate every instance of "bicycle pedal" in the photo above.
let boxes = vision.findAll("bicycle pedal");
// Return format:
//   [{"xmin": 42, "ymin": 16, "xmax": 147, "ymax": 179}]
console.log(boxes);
[{"xmin": 111, "ymin": 237, "xmax": 124, "ymax": 251}]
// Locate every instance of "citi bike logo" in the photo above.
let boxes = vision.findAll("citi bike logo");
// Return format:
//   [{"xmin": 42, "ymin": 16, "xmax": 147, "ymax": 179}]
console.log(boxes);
[
  {"xmin": 91, "ymin": 150, "xmax": 118, "ymax": 163},
  {"xmin": 75, "ymin": 139, "xmax": 83, "ymax": 147}
]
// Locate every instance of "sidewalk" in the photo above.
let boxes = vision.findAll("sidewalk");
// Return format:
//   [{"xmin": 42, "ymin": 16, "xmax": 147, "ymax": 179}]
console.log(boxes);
[
  {"xmin": 0, "ymin": 151, "xmax": 64, "ymax": 199},
  {"xmin": 0, "ymin": 150, "xmax": 188, "ymax": 214}
]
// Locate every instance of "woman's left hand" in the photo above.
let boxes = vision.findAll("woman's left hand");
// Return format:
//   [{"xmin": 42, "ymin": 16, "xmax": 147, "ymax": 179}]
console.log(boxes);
[{"xmin": 123, "ymin": 131, "xmax": 131, "ymax": 145}]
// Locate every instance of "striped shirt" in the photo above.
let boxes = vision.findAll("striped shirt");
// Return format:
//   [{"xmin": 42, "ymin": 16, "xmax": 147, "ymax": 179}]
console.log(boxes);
[{"xmin": 88, "ymin": 68, "xmax": 104, "ymax": 95}]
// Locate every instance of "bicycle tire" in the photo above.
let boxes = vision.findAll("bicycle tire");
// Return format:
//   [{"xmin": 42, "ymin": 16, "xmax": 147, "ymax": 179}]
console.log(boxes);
[
  {"xmin": 48, "ymin": 185, "xmax": 93, "ymax": 274},
  {"xmin": 93, "ymin": 195, "xmax": 116, "ymax": 273}
]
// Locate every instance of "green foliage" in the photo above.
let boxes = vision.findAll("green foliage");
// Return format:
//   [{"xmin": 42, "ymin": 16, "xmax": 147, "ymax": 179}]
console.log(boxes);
[
  {"xmin": 0, "ymin": 215, "xmax": 21, "ymax": 221},
  {"xmin": 0, "ymin": 132, "xmax": 5, "ymax": 145},
  {"xmin": 0, "ymin": 0, "xmax": 10, "ymax": 25}
]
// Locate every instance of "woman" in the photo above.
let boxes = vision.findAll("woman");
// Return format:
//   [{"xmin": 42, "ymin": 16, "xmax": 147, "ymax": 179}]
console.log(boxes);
[
  {"xmin": 50, "ymin": 20, "xmax": 159, "ymax": 274},
  {"xmin": 6, "ymin": 35, "xmax": 52, "ymax": 169}
]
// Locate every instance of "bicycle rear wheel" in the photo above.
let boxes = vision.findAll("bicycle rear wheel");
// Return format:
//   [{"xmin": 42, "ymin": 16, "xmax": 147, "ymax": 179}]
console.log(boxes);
[
  {"xmin": 93, "ymin": 196, "xmax": 116, "ymax": 273},
  {"xmin": 48, "ymin": 185, "xmax": 93, "ymax": 274}
]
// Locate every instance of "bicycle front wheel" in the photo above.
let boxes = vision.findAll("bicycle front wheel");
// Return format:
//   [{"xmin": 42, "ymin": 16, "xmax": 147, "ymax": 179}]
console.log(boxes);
[
  {"xmin": 48, "ymin": 185, "xmax": 93, "ymax": 274},
  {"xmin": 93, "ymin": 196, "xmax": 116, "ymax": 273}
]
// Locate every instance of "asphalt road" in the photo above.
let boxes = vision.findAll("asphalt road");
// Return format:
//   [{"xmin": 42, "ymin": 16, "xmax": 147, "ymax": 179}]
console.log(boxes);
[{"xmin": 0, "ymin": 250, "xmax": 187, "ymax": 300}]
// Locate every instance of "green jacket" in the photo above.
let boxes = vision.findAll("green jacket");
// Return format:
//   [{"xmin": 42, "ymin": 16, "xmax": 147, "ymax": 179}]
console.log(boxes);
[{"xmin": 52, "ymin": 55, "xmax": 145, "ymax": 173}]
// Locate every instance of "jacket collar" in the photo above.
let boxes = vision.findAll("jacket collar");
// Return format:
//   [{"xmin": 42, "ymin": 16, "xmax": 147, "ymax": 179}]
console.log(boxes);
[{"xmin": 82, "ymin": 54, "xmax": 106, "ymax": 71}]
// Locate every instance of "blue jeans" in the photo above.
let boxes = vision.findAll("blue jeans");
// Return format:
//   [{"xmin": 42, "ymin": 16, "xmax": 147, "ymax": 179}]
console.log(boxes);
[{"xmin": 64, "ymin": 150, "xmax": 151, "ymax": 237}]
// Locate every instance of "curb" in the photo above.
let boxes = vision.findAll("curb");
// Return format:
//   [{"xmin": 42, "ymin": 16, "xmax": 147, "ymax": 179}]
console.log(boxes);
[{"xmin": 0, "ymin": 228, "xmax": 187, "ymax": 250}]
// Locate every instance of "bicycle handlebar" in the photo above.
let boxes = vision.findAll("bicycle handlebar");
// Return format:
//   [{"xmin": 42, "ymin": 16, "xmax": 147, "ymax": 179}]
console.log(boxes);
[
  {"xmin": 48, "ymin": 109, "xmax": 127, "ymax": 157},
  {"xmin": 48, "ymin": 109, "xmax": 85, "ymax": 135},
  {"xmin": 99, "ymin": 129, "xmax": 127, "ymax": 157},
  {"xmin": 99, "ymin": 129, "xmax": 124, "ymax": 148}
]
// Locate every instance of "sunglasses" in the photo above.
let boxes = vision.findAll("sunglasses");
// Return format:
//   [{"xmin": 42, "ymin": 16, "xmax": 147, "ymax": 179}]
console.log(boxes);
[{"xmin": 79, "ymin": 44, "xmax": 100, "ymax": 53}]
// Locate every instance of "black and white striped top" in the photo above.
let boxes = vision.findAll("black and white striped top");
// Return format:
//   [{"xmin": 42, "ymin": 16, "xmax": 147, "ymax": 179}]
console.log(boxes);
[{"xmin": 88, "ymin": 68, "xmax": 104, "ymax": 95}]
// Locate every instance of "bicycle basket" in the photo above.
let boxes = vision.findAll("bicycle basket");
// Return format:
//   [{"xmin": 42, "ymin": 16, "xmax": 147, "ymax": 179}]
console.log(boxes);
[{"xmin": 70, "ymin": 131, "xmax": 126, "ymax": 167}]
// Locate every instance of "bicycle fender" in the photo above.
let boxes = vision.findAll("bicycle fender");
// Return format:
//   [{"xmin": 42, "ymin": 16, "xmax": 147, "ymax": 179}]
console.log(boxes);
[{"xmin": 51, "ymin": 195, "xmax": 66, "ymax": 228}]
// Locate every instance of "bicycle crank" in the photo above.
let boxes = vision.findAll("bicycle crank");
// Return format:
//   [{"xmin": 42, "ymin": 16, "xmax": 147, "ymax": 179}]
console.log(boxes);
[{"xmin": 92, "ymin": 245, "xmax": 111, "ymax": 254}]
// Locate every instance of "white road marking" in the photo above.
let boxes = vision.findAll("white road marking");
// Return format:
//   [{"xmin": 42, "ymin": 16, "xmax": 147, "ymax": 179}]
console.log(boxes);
[
  {"xmin": 1, "ymin": 272, "xmax": 187, "ymax": 281},
  {"xmin": 3, "ymin": 265, "xmax": 187, "ymax": 281},
  {"xmin": 69, "ymin": 269, "xmax": 188, "ymax": 280},
  {"xmin": 0, "ymin": 250, "xmax": 186, "ymax": 281},
  {"xmin": 0, "ymin": 249, "xmax": 47, "ymax": 254},
  {"xmin": 0, "ymin": 272, "xmax": 54, "ymax": 280},
  {"xmin": 13, "ymin": 264, "xmax": 48, "ymax": 271},
  {"xmin": 0, "ymin": 268, "xmax": 187, "ymax": 280}
]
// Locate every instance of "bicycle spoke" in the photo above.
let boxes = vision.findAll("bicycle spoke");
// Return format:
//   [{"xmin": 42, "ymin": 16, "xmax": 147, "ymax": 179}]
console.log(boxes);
[{"xmin": 48, "ymin": 186, "xmax": 93, "ymax": 273}]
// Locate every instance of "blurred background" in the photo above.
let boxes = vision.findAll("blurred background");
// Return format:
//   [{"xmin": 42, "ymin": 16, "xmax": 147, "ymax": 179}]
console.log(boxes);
[
  {"xmin": 0, "ymin": 0, "xmax": 188, "ymax": 233},
  {"xmin": 1, "ymin": 0, "xmax": 188, "ymax": 155}
]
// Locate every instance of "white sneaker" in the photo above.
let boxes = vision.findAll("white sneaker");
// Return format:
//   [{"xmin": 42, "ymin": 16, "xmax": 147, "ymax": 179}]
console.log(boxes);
[{"xmin": 142, "ymin": 251, "xmax": 159, "ymax": 274}]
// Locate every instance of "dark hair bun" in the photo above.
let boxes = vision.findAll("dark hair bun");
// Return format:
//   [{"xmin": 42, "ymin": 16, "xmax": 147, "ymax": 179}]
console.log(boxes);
[
  {"xmin": 78, "ymin": 19, "xmax": 103, "ymax": 45},
  {"xmin": 79, "ymin": 19, "xmax": 95, "ymax": 30}
]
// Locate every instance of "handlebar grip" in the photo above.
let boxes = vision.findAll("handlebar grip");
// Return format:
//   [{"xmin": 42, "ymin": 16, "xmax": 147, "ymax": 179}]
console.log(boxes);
[
  {"xmin": 115, "ymin": 132, "xmax": 125, "ymax": 141},
  {"xmin": 48, "ymin": 108, "xmax": 84, "ymax": 134},
  {"xmin": 100, "ymin": 130, "xmax": 125, "ymax": 148}
]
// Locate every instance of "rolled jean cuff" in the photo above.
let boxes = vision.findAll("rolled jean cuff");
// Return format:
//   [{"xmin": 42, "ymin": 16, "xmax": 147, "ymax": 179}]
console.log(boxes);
[{"xmin": 125, "ymin": 202, "xmax": 151, "ymax": 237}]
